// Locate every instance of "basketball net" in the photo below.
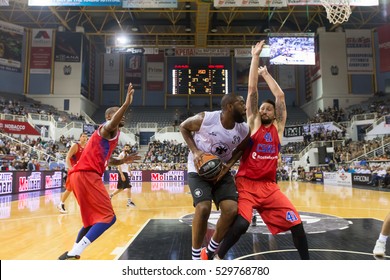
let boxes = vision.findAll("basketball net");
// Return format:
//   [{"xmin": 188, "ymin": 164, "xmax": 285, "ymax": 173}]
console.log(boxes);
[{"xmin": 320, "ymin": 0, "xmax": 352, "ymax": 24}]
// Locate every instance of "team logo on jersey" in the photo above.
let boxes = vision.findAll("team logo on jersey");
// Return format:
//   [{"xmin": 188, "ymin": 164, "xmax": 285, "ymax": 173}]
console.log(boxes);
[
  {"xmin": 208, "ymin": 132, "xmax": 217, "ymax": 136},
  {"xmin": 210, "ymin": 142, "xmax": 230, "ymax": 157},
  {"xmin": 264, "ymin": 132, "xmax": 272, "ymax": 142},
  {"xmin": 193, "ymin": 188, "xmax": 203, "ymax": 198},
  {"xmin": 232, "ymin": 135, "xmax": 241, "ymax": 145},
  {"xmin": 286, "ymin": 211, "xmax": 298, "ymax": 222}
]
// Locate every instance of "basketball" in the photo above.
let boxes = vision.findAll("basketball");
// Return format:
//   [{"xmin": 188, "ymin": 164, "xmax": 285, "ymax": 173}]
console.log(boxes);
[{"xmin": 196, "ymin": 153, "xmax": 223, "ymax": 180}]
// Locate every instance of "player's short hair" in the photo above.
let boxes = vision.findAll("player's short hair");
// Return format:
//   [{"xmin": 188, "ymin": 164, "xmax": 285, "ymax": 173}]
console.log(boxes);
[
  {"xmin": 221, "ymin": 94, "xmax": 241, "ymax": 109},
  {"xmin": 105, "ymin": 107, "xmax": 119, "ymax": 119}
]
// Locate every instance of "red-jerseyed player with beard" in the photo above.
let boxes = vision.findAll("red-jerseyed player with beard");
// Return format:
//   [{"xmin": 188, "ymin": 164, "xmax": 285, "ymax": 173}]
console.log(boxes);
[
  {"xmin": 214, "ymin": 41, "xmax": 309, "ymax": 260},
  {"xmin": 58, "ymin": 83, "xmax": 141, "ymax": 260}
]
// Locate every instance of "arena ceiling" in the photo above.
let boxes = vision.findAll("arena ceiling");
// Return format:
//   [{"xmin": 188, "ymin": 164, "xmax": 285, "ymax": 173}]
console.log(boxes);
[{"xmin": 0, "ymin": 0, "xmax": 388, "ymax": 51}]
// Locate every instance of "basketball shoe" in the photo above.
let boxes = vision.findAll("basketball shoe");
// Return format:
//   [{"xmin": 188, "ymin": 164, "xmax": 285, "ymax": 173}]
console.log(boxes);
[
  {"xmin": 200, "ymin": 247, "xmax": 213, "ymax": 260},
  {"xmin": 58, "ymin": 251, "xmax": 80, "ymax": 260},
  {"xmin": 373, "ymin": 240, "xmax": 386, "ymax": 257},
  {"xmin": 127, "ymin": 200, "xmax": 136, "ymax": 207},
  {"xmin": 57, "ymin": 203, "xmax": 67, "ymax": 214}
]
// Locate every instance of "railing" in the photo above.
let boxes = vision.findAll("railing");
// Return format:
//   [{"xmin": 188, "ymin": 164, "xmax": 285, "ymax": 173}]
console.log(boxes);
[
  {"xmin": 0, "ymin": 132, "xmax": 56, "ymax": 162},
  {"xmin": 366, "ymin": 115, "xmax": 389, "ymax": 134},
  {"xmin": 0, "ymin": 113, "xmax": 28, "ymax": 122},
  {"xmin": 348, "ymin": 136, "xmax": 390, "ymax": 162},
  {"xmin": 298, "ymin": 140, "xmax": 345, "ymax": 159},
  {"xmin": 338, "ymin": 121, "xmax": 350, "ymax": 128},
  {"xmin": 350, "ymin": 112, "xmax": 377, "ymax": 123},
  {"xmin": 136, "ymin": 122, "xmax": 158, "ymax": 130},
  {"xmin": 80, "ymin": 110, "xmax": 96, "ymax": 125}
]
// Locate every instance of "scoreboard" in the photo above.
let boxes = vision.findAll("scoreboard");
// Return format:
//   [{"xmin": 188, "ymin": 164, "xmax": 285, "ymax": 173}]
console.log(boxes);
[{"xmin": 172, "ymin": 64, "xmax": 228, "ymax": 95}]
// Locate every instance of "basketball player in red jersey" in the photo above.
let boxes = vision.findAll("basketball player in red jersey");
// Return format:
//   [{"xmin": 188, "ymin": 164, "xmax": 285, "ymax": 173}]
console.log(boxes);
[
  {"xmin": 214, "ymin": 41, "xmax": 309, "ymax": 260},
  {"xmin": 57, "ymin": 132, "xmax": 88, "ymax": 214},
  {"xmin": 58, "ymin": 83, "xmax": 141, "ymax": 260}
]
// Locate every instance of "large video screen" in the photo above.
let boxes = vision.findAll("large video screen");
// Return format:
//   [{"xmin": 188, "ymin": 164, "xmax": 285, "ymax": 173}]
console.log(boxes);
[{"xmin": 269, "ymin": 33, "xmax": 315, "ymax": 65}]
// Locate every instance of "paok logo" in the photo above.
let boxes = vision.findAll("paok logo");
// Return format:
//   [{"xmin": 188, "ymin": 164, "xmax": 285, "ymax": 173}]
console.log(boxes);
[
  {"xmin": 193, "ymin": 188, "xmax": 203, "ymax": 198},
  {"xmin": 63, "ymin": 65, "xmax": 71, "ymax": 75}
]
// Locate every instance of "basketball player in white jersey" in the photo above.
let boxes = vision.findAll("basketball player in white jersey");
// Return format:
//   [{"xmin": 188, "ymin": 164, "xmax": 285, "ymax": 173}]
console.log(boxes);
[
  {"xmin": 109, "ymin": 144, "xmax": 136, "ymax": 207},
  {"xmin": 179, "ymin": 94, "xmax": 250, "ymax": 260}
]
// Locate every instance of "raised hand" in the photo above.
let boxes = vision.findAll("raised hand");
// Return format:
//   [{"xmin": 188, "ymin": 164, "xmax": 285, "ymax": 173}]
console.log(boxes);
[
  {"xmin": 125, "ymin": 83, "xmax": 135, "ymax": 105},
  {"xmin": 251, "ymin": 40, "xmax": 265, "ymax": 57},
  {"xmin": 257, "ymin": 65, "xmax": 269, "ymax": 77}
]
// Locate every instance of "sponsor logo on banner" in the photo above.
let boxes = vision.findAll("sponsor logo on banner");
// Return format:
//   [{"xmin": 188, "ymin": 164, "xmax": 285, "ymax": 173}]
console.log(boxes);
[
  {"xmin": 0, "ymin": 172, "xmax": 13, "ymax": 195},
  {"xmin": 352, "ymin": 174, "xmax": 371, "ymax": 185},
  {"xmin": 165, "ymin": 48, "xmax": 230, "ymax": 57},
  {"xmin": 323, "ymin": 172, "xmax": 337, "ymax": 185},
  {"xmin": 151, "ymin": 171, "xmax": 185, "ymax": 181},
  {"xmin": 45, "ymin": 171, "xmax": 62, "ymax": 189},
  {"xmin": 284, "ymin": 125, "xmax": 303, "ymax": 137},
  {"xmin": 30, "ymin": 29, "xmax": 53, "ymax": 74},
  {"xmin": 19, "ymin": 172, "xmax": 41, "ymax": 192},
  {"xmin": 28, "ymin": 0, "xmax": 121, "ymax": 6},
  {"xmin": 130, "ymin": 171, "xmax": 143, "ymax": 182},
  {"xmin": 123, "ymin": 0, "xmax": 177, "ymax": 8},
  {"xmin": 336, "ymin": 172, "xmax": 352, "ymax": 187},
  {"xmin": 63, "ymin": 65, "xmax": 72, "ymax": 75},
  {"xmin": 0, "ymin": 120, "xmax": 40, "ymax": 135},
  {"xmin": 345, "ymin": 29, "xmax": 374, "ymax": 73},
  {"xmin": 215, "ymin": 0, "xmax": 287, "ymax": 8}
]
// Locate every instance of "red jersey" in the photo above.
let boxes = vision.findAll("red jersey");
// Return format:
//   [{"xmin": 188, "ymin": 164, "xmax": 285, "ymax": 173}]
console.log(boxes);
[
  {"xmin": 236, "ymin": 124, "xmax": 280, "ymax": 181},
  {"xmin": 70, "ymin": 143, "xmax": 85, "ymax": 167},
  {"xmin": 69, "ymin": 126, "xmax": 120, "ymax": 176}
]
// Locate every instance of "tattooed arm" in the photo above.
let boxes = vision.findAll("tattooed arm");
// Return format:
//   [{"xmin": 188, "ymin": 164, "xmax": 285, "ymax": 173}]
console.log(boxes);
[
  {"xmin": 259, "ymin": 66, "xmax": 287, "ymax": 142},
  {"xmin": 247, "ymin": 40, "xmax": 265, "ymax": 132}
]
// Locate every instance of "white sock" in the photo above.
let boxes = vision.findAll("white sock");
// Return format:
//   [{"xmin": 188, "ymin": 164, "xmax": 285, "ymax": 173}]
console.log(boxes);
[
  {"xmin": 378, "ymin": 233, "xmax": 388, "ymax": 243},
  {"xmin": 192, "ymin": 247, "xmax": 201, "ymax": 260},
  {"xmin": 207, "ymin": 238, "xmax": 219, "ymax": 254},
  {"xmin": 68, "ymin": 236, "xmax": 91, "ymax": 256}
]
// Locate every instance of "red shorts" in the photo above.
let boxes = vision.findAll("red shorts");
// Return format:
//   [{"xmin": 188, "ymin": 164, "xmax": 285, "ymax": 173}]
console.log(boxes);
[
  {"xmin": 236, "ymin": 176, "xmax": 301, "ymax": 235},
  {"xmin": 68, "ymin": 171, "xmax": 115, "ymax": 228}
]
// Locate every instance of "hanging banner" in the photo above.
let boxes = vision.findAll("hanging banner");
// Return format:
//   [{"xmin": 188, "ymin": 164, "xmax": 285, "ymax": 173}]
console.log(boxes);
[
  {"xmin": 215, "ymin": 0, "xmax": 287, "ymax": 8},
  {"xmin": 146, "ymin": 52, "xmax": 164, "ymax": 91},
  {"xmin": 377, "ymin": 24, "xmax": 390, "ymax": 73},
  {"xmin": 0, "ymin": 20, "xmax": 24, "ymax": 73},
  {"xmin": 287, "ymin": 0, "xmax": 378, "ymax": 6},
  {"xmin": 55, "ymin": 32, "xmax": 82, "ymax": 62},
  {"xmin": 278, "ymin": 66, "xmax": 296, "ymax": 89},
  {"xmin": 123, "ymin": 0, "xmax": 177, "ymax": 8},
  {"xmin": 30, "ymin": 29, "xmax": 53, "ymax": 74},
  {"xmin": 125, "ymin": 54, "xmax": 142, "ymax": 89},
  {"xmin": 28, "ymin": 0, "xmax": 121, "ymax": 6},
  {"xmin": 345, "ymin": 29, "xmax": 374, "ymax": 74},
  {"xmin": 103, "ymin": 53, "xmax": 120, "ymax": 90}
]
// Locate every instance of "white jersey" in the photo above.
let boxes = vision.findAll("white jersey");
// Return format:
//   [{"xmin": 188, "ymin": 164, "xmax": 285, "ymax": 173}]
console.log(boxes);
[
  {"xmin": 117, "ymin": 151, "xmax": 130, "ymax": 174},
  {"xmin": 187, "ymin": 110, "xmax": 249, "ymax": 173}
]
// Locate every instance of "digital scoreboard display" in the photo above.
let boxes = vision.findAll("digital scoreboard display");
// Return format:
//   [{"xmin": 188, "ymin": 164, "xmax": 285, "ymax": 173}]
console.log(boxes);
[{"xmin": 172, "ymin": 65, "xmax": 228, "ymax": 95}]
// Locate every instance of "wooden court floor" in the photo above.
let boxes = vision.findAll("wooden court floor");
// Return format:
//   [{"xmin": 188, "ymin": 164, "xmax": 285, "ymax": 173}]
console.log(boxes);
[{"xmin": 0, "ymin": 181, "xmax": 389, "ymax": 260}]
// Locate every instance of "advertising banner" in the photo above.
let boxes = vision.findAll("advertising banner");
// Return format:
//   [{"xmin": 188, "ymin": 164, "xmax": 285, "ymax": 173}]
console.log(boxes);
[
  {"xmin": 55, "ymin": 32, "xmax": 82, "ymax": 62},
  {"xmin": 125, "ymin": 54, "xmax": 143, "ymax": 89},
  {"xmin": 0, "ymin": 120, "xmax": 40, "ymax": 135},
  {"xmin": 29, "ymin": 0, "xmax": 121, "ymax": 6},
  {"xmin": 345, "ymin": 29, "xmax": 374, "ymax": 74},
  {"xmin": 30, "ymin": 29, "xmax": 53, "ymax": 74},
  {"xmin": 103, "ymin": 53, "xmax": 120, "ymax": 90},
  {"xmin": 377, "ymin": 24, "xmax": 390, "ymax": 73},
  {"xmin": 123, "ymin": 0, "xmax": 177, "ymax": 8},
  {"xmin": 351, "ymin": 173, "xmax": 371, "ymax": 185},
  {"xmin": 0, "ymin": 20, "xmax": 24, "ymax": 73},
  {"xmin": 0, "ymin": 171, "xmax": 63, "ymax": 195},
  {"xmin": 103, "ymin": 170, "xmax": 188, "ymax": 183}
]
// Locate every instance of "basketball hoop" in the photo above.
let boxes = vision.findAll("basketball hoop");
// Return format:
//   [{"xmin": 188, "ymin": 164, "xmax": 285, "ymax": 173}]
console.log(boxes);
[{"xmin": 320, "ymin": 0, "xmax": 352, "ymax": 24}]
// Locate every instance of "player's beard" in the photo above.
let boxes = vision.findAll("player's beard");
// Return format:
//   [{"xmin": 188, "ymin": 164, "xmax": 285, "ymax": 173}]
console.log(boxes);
[
  {"xmin": 261, "ymin": 115, "xmax": 274, "ymax": 125},
  {"xmin": 233, "ymin": 109, "xmax": 246, "ymax": 123}
]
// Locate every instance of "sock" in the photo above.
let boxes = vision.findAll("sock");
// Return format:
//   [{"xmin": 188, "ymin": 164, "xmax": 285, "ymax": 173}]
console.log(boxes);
[
  {"xmin": 207, "ymin": 238, "xmax": 219, "ymax": 255},
  {"xmin": 378, "ymin": 233, "xmax": 388, "ymax": 243},
  {"xmin": 192, "ymin": 247, "xmax": 201, "ymax": 260},
  {"xmin": 68, "ymin": 236, "xmax": 91, "ymax": 256}
]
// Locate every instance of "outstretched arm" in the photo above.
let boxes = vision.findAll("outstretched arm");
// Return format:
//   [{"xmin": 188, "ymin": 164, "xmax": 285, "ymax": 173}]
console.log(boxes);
[
  {"xmin": 247, "ymin": 40, "xmax": 265, "ymax": 131},
  {"xmin": 101, "ymin": 83, "xmax": 135, "ymax": 138},
  {"xmin": 108, "ymin": 152, "xmax": 141, "ymax": 166},
  {"xmin": 259, "ymin": 66, "xmax": 287, "ymax": 139}
]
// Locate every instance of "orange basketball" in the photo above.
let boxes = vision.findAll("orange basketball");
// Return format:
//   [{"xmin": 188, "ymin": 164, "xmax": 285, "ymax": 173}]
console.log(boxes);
[{"xmin": 196, "ymin": 153, "xmax": 223, "ymax": 180}]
